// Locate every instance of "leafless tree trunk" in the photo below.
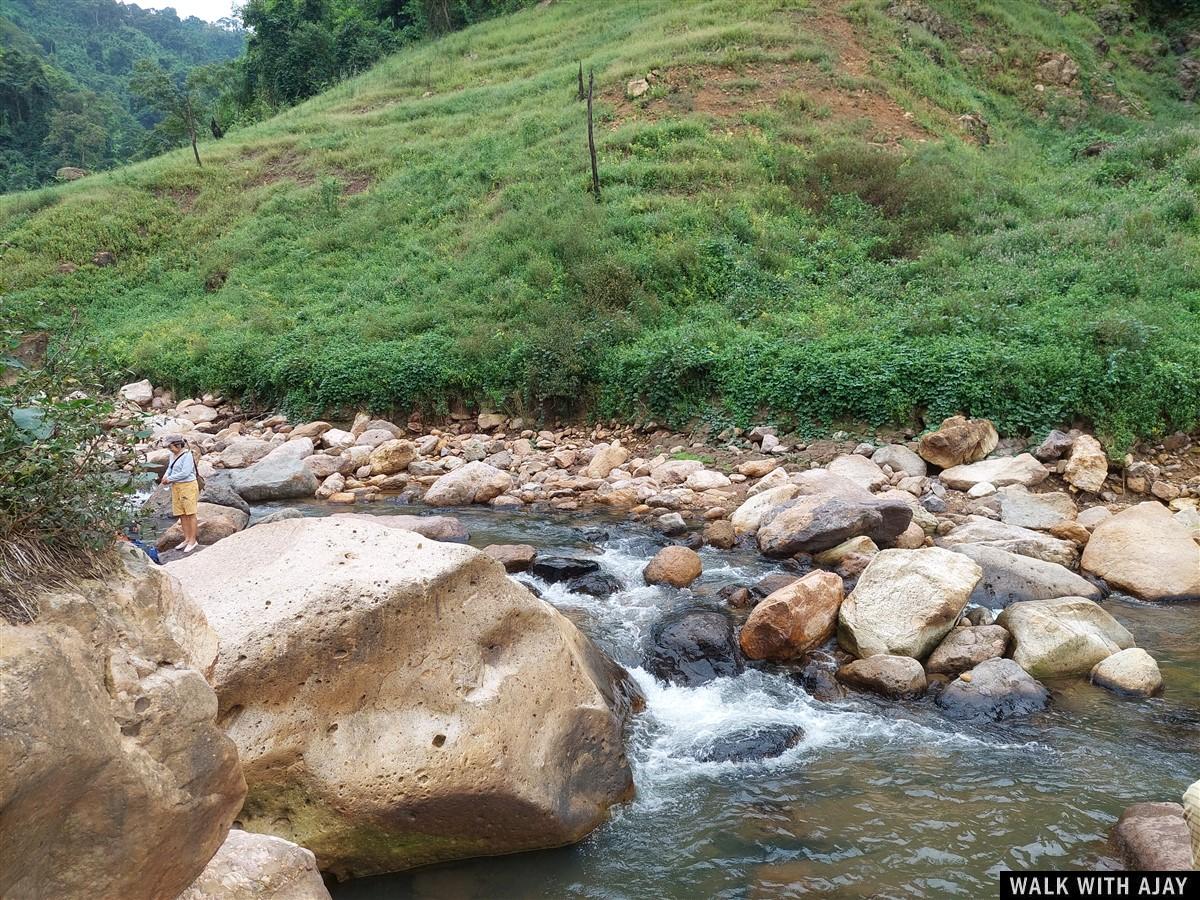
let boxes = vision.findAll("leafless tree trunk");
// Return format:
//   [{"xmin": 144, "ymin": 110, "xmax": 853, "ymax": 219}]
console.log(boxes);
[
  {"xmin": 587, "ymin": 70, "xmax": 599, "ymax": 201},
  {"xmin": 186, "ymin": 95, "xmax": 201, "ymax": 167},
  {"xmin": 577, "ymin": 61, "xmax": 585, "ymax": 101}
]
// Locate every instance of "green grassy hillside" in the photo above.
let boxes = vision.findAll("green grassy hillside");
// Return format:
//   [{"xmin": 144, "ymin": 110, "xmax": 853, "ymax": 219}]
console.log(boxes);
[{"xmin": 3, "ymin": 0, "xmax": 1200, "ymax": 451}]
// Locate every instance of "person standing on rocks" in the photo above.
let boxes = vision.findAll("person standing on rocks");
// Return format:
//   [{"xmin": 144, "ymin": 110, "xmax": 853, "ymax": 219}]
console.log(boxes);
[{"xmin": 162, "ymin": 435, "xmax": 200, "ymax": 552}]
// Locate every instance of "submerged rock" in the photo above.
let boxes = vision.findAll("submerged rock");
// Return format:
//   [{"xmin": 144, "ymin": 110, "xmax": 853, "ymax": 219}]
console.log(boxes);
[
  {"xmin": 646, "ymin": 609, "xmax": 743, "ymax": 686},
  {"xmin": 691, "ymin": 725, "xmax": 805, "ymax": 763},
  {"xmin": 935, "ymin": 658, "xmax": 1048, "ymax": 721},
  {"xmin": 166, "ymin": 518, "xmax": 638, "ymax": 879},
  {"xmin": 569, "ymin": 572, "xmax": 624, "ymax": 597},
  {"xmin": 531, "ymin": 556, "xmax": 601, "ymax": 582}
]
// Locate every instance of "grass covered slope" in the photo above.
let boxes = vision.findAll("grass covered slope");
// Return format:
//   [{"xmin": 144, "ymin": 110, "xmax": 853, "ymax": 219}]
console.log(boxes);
[{"xmin": 2, "ymin": 0, "xmax": 1200, "ymax": 450}]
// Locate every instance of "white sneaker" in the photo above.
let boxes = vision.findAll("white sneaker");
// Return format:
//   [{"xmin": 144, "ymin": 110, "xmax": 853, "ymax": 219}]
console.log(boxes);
[
  {"xmin": 182, "ymin": 542, "xmax": 199, "ymax": 553},
  {"xmin": 175, "ymin": 540, "xmax": 189, "ymax": 550}
]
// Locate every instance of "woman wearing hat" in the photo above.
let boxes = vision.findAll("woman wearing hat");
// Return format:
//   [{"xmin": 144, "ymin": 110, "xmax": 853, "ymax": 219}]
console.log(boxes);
[{"xmin": 162, "ymin": 435, "xmax": 200, "ymax": 552}]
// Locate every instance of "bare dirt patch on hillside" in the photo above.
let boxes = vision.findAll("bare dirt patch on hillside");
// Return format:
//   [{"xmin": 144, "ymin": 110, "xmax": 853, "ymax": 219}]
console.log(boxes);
[{"xmin": 603, "ymin": 4, "xmax": 943, "ymax": 146}]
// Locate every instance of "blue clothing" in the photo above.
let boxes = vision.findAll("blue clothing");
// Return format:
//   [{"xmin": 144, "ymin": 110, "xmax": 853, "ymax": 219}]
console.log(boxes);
[
  {"xmin": 130, "ymin": 539, "xmax": 161, "ymax": 564},
  {"xmin": 164, "ymin": 450, "xmax": 197, "ymax": 484}
]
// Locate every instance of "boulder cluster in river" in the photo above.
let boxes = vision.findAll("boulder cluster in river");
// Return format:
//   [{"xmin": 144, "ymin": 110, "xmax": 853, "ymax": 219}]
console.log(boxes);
[{"xmin": 1, "ymin": 380, "xmax": 1197, "ymax": 895}]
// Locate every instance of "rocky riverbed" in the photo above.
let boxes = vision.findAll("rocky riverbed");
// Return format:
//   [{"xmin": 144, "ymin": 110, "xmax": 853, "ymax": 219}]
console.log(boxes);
[{"xmin": 3, "ymin": 379, "xmax": 1198, "ymax": 898}]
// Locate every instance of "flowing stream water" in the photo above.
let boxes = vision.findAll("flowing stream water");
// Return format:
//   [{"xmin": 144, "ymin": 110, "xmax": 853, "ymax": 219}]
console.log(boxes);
[{"xmin": 238, "ymin": 501, "xmax": 1199, "ymax": 899}]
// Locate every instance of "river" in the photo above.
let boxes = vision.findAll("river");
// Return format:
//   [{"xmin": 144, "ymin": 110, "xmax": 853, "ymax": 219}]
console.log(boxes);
[{"xmin": 243, "ymin": 500, "xmax": 1199, "ymax": 898}]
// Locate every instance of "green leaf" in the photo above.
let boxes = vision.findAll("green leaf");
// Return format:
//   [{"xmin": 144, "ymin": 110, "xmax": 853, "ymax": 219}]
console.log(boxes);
[{"xmin": 11, "ymin": 406, "xmax": 52, "ymax": 441}]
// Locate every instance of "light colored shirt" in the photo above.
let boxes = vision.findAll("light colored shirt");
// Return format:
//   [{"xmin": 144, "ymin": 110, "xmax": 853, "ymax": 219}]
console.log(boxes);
[{"xmin": 164, "ymin": 450, "xmax": 197, "ymax": 484}]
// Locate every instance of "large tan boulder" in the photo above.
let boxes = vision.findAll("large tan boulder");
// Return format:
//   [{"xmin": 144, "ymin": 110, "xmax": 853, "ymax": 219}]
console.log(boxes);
[
  {"xmin": 1111, "ymin": 803, "xmax": 1194, "ymax": 871},
  {"xmin": 936, "ymin": 515, "xmax": 1079, "ymax": 568},
  {"xmin": 179, "ymin": 830, "xmax": 331, "ymax": 900},
  {"xmin": 368, "ymin": 438, "xmax": 417, "ymax": 476},
  {"xmin": 0, "ymin": 548, "xmax": 244, "ymax": 900},
  {"xmin": 739, "ymin": 571, "xmax": 844, "ymax": 660},
  {"xmin": 423, "ymin": 461, "xmax": 512, "ymax": 506},
  {"xmin": 220, "ymin": 437, "xmax": 274, "ymax": 469},
  {"xmin": 836, "ymin": 655, "xmax": 926, "ymax": 699},
  {"xmin": 166, "ymin": 517, "xmax": 638, "ymax": 879},
  {"xmin": 837, "ymin": 547, "xmax": 981, "ymax": 659},
  {"xmin": 585, "ymin": 442, "xmax": 629, "ymax": 478},
  {"xmin": 996, "ymin": 597, "xmax": 1134, "ymax": 678},
  {"xmin": 1081, "ymin": 502, "xmax": 1200, "ymax": 602},
  {"xmin": 917, "ymin": 416, "xmax": 998, "ymax": 469}
]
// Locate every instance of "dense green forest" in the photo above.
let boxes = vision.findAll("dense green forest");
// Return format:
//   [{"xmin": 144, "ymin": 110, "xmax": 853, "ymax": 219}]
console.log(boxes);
[
  {"xmin": 0, "ymin": 0, "xmax": 244, "ymax": 190},
  {"xmin": 0, "ymin": 0, "xmax": 536, "ymax": 191},
  {"xmin": 3, "ymin": 0, "xmax": 1200, "ymax": 451}
]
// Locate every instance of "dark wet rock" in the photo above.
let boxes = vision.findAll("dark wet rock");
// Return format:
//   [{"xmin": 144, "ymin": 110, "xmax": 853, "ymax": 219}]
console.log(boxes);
[
  {"xmin": 199, "ymin": 474, "xmax": 251, "ymax": 515},
  {"xmin": 691, "ymin": 725, "xmax": 805, "ymax": 763},
  {"xmin": 935, "ymin": 658, "xmax": 1048, "ymax": 721},
  {"xmin": 531, "ymin": 557, "xmax": 600, "ymax": 583},
  {"xmin": 757, "ymin": 496, "xmax": 912, "ymax": 558},
  {"xmin": 646, "ymin": 609, "xmax": 743, "ymax": 686},
  {"xmin": 752, "ymin": 573, "xmax": 800, "ymax": 598},
  {"xmin": 577, "ymin": 528, "xmax": 610, "ymax": 543},
  {"xmin": 568, "ymin": 572, "xmax": 624, "ymax": 597},
  {"xmin": 921, "ymin": 494, "xmax": 947, "ymax": 514},
  {"xmin": 719, "ymin": 585, "xmax": 755, "ymax": 608},
  {"xmin": 679, "ymin": 533, "xmax": 704, "ymax": 551},
  {"xmin": 795, "ymin": 664, "xmax": 845, "ymax": 702},
  {"xmin": 1110, "ymin": 802, "xmax": 1194, "ymax": 871}
]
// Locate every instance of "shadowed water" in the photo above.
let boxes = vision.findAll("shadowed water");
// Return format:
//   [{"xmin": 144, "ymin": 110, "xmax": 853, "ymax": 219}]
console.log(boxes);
[{"xmin": 245, "ymin": 500, "xmax": 1200, "ymax": 899}]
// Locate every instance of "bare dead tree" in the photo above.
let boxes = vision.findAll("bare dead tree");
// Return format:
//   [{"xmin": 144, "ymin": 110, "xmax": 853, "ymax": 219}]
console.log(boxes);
[{"xmin": 587, "ymin": 69, "xmax": 600, "ymax": 201}]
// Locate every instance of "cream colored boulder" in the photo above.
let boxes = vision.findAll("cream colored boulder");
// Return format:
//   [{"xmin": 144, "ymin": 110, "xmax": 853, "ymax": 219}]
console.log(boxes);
[
  {"xmin": 731, "ymin": 483, "xmax": 800, "ymax": 535},
  {"xmin": 423, "ymin": 461, "xmax": 512, "ymax": 506},
  {"xmin": 1081, "ymin": 502, "xmax": 1200, "ymax": 602},
  {"xmin": 179, "ymin": 830, "xmax": 330, "ymax": 900},
  {"xmin": 1064, "ymin": 434, "xmax": 1108, "ymax": 493},
  {"xmin": 996, "ymin": 596, "xmax": 1134, "ymax": 678},
  {"xmin": 837, "ymin": 547, "xmax": 981, "ymax": 659},
  {"xmin": 940, "ymin": 454, "xmax": 1047, "ymax": 491},
  {"xmin": 1090, "ymin": 647, "xmax": 1162, "ymax": 697},
  {"xmin": 0, "ymin": 548, "xmax": 244, "ymax": 900},
  {"xmin": 1184, "ymin": 781, "xmax": 1200, "ymax": 868},
  {"xmin": 166, "ymin": 517, "xmax": 637, "ymax": 879},
  {"xmin": 220, "ymin": 437, "xmax": 273, "ymax": 469},
  {"xmin": 936, "ymin": 515, "xmax": 1079, "ymax": 567},
  {"xmin": 827, "ymin": 454, "xmax": 888, "ymax": 491}
]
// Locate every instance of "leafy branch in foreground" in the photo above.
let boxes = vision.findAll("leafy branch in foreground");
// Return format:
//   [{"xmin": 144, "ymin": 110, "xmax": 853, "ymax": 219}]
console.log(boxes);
[{"xmin": 0, "ymin": 324, "xmax": 143, "ymax": 623}]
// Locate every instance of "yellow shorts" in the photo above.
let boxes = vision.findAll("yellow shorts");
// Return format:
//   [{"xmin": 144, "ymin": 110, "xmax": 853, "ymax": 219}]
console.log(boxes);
[{"xmin": 170, "ymin": 480, "xmax": 200, "ymax": 516}]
